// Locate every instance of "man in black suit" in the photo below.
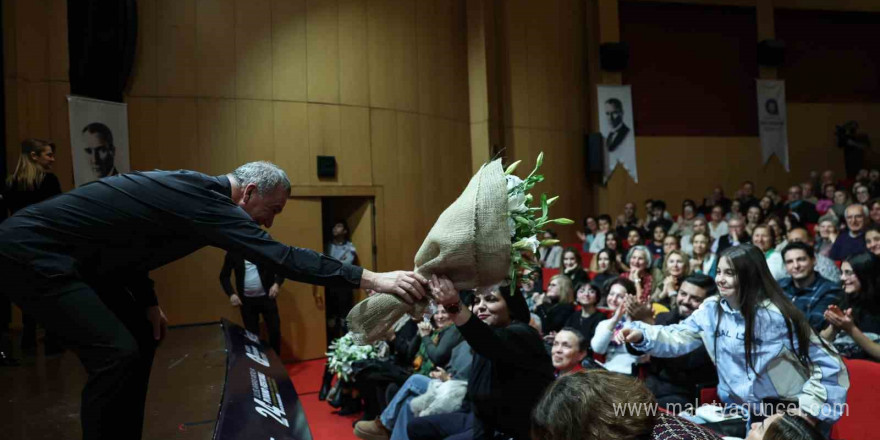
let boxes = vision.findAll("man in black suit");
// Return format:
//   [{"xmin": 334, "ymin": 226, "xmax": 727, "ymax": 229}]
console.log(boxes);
[
  {"xmin": 604, "ymin": 98, "xmax": 630, "ymax": 152},
  {"xmin": 712, "ymin": 217, "xmax": 750, "ymax": 254},
  {"xmin": 786, "ymin": 185, "xmax": 819, "ymax": 224},
  {"xmin": 220, "ymin": 252, "xmax": 284, "ymax": 355}
]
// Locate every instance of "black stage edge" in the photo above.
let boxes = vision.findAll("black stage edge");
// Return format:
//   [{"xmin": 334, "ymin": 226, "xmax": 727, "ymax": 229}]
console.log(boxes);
[{"xmin": 214, "ymin": 318, "xmax": 312, "ymax": 440}]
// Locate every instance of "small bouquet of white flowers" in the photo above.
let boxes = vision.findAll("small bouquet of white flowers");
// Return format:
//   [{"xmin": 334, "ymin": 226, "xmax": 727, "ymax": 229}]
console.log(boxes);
[
  {"xmin": 325, "ymin": 333, "xmax": 379, "ymax": 382},
  {"xmin": 505, "ymin": 152, "xmax": 573, "ymax": 295}
]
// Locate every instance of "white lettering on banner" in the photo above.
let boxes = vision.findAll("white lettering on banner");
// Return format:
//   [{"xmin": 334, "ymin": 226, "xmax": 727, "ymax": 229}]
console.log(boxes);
[
  {"xmin": 245, "ymin": 344, "xmax": 270, "ymax": 367},
  {"xmin": 244, "ymin": 330, "xmax": 261, "ymax": 344},
  {"xmin": 249, "ymin": 369, "xmax": 290, "ymax": 428}
]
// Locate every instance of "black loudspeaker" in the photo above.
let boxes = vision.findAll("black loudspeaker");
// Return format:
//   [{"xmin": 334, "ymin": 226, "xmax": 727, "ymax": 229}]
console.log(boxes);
[
  {"xmin": 68, "ymin": 0, "xmax": 138, "ymax": 102},
  {"xmin": 585, "ymin": 133, "xmax": 604, "ymax": 174},
  {"xmin": 599, "ymin": 42, "xmax": 629, "ymax": 71},
  {"xmin": 317, "ymin": 156, "xmax": 337, "ymax": 178},
  {"xmin": 757, "ymin": 39, "xmax": 785, "ymax": 67}
]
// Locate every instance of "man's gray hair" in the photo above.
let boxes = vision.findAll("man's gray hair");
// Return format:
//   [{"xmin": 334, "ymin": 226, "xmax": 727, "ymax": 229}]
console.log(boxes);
[{"xmin": 230, "ymin": 161, "xmax": 291, "ymax": 195}]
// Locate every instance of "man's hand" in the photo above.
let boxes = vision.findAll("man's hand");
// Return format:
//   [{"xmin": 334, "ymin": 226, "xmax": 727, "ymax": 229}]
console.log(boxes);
[
  {"xmin": 361, "ymin": 270, "xmax": 428, "ymax": 305},
  {"xmin": 614, "ymin": 328, "xmax": 644, "ymax": 345},
  {"xmin": 625, "ymin": 296, "xmax": 654, "ymax": 324},
  {"xmin": 146, "ymin": 306, "xmax": 168, "ymax": 344},
  {"xmin": 417, "ymin": 321, "xmax": 433, "ymax": 337},
  {"xmin": 269, "ymin": 283, "xmax": 280, "ymax": 299},
  {"xmin": 430, "ymin": 366, "xmax": 450, "ymax": 382},
  {"xmin": 543, "ymin": 331, "xmax": 557, "ymax": 344},
  {"xmin": 230, "ymin": 294, "xmax": 242, "ymax": 307}
]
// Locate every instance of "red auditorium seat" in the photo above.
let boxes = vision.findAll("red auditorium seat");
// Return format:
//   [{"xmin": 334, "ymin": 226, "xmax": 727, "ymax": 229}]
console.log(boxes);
[
  {"xmin": 831, "ymin": 358, "xmax": 880, "ymax": 440},
  {"xmin": 581, "ymin": 252, "xmax": 593, "ymax": 268},
  {"xmin": 806, "ymin": 223, "xmax": 816, "ymax": 236},
  {"xmin": 542, "ymin": 268, "xmax": 560, "ymax": 290}
]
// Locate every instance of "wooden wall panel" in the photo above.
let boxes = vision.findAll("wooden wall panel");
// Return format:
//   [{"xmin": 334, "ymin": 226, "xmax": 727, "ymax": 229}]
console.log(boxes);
[
  {"xmin": 338, "ymin": 0, "xmax": 369, "ymax": 106},
  {"xmin": 306, "ymin": 0, "xmax": 341, "ymax": 104},
  {"xmin": 156, "ymin": 0, "xmax": 197, "ymax": 96},
  {"xmin": 271, "ymin": 0, "xmax": 308, "ymax": 102},
  {"xmin": 391, "ymin": 0, "xmax": 419, "ymax": 112},
  {"xmin": 127, "ymin": 97, "xmax": 160, "ymax": 171},
  {"xmin": 273, "ymin": 101, "xmax": 311, "ymax": 185},
  {"xmin": 339, "ymin": 106, "xmax": 373, "ymax": 186},
  {"xmin": 235, "ymin": 99, "xmax": 275, "ymax": 164},
  {"xmin": 395, "ymin": 112, "xmax": 422, "ymax": 264},
  {"xmin": 5, "ymin": 79, "xmax": 21, "ymax": 172},
  {"xmin": 152, "ymin": 247, "xmax": 236, "ymax": 327},
  {"xmin": 15, "ymin": 0, "xmax": 48, "ymax": 81},
  {"xmin": 47, "ymin": 0, "xmax": 67, "ymax": 82},
  {"xmin": 269, "ymin": 197, "xmax": 327, "ymax": 361},
  {"xmin": 196, "ymin": 0, "xmax": 236, "ymax": 98},
  {"xmin": 130, "ymin": 0, "xmax": 158, "ymax": 96},
  {"xmin": 48, "ymin": 82, "xmax": 73, "ymax": 190},
  {"xmin": 23, "ymin": 81, "xmax": 50, "ymax": 139},
  {"xmin": 307, "ymin": 103, "xmax": 341, "ymax": 184},
  {"xmin": 156, "ymin": 98, "xmax": 200, "ymax": 170},
  {"xmin": 500, "ymin": 0, "xmax": 530, "ymax": 128},
  {"xmin": 234, "ymin": 0, "xmax": 273, "ymax": 100},
  {"xmin": 367, "ymin": 0, "xmax": 418, "ymax": 112},
  {"xmin": 3, "ymin": 1, "xmax": 17, "ymax": 79},
  {"xmin": 197, "ymin": 98, "xmax": 238, "ymax": 175}
]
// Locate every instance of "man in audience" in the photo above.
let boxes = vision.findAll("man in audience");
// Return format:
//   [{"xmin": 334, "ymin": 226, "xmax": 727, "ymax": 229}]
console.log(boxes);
[
  {"xmin": 707, "ymin": 205, "xmax": 729, "ymax": 240},
  {"xmin": 712, "ymin": 217, "xmax": 749, "ymax": 254},
  {"xmin": 589, "ymin": 214, "xmax": 612, "ymax": 253},
  {"xmin": 616, "ymin": 202, "xmax": 643, "ymax": 238},
  {"xmin": 801, "ymin": 181, "xmax": 819, "ymax": 205},
  {"xmin": 625, "ymin": 274, "xmax": 718, "ymax": 409},
  {"xmin": 701, "ymin": 186, "xmax": 731, "ymax": 216},
  {"xmin": 829, "ymin": 204, "xmax": 868, "ymax": 261},
  {"xmin": 680, "ymin": 217, "xmax": 708, "ymax": 256},
  {"xmin": 779, "ymin": 242, "xmax": 843, "ymax": 331},
  {"xmin": 821, "ymin": 169, "xmax": 836, "ymax": 188},
  {"xmin": 786, "ymin": 185, "xmax": 819, "ymax": 224},
  {"xmin": 739, "ymin": 180, "xmax": 758, "ymax": 207},
  {"xmin": 786, "ymin": 227, "xmax": 840, "ymax": 281},
  {"xmin": 646, "ymin": 200, "xmax": 673, "ymax": 236}
]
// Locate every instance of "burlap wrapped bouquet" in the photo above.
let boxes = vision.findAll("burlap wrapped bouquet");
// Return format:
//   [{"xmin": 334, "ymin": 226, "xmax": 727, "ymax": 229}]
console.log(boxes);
[{"xmin": 346, "ymin": 159, "xmax": 511, "ymax": 344}]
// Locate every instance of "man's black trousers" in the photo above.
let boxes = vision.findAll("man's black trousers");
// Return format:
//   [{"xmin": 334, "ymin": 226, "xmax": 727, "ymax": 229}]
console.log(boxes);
[{"xmin": 239, "ymin": 295, "xmax": 281, "ymax": 355}]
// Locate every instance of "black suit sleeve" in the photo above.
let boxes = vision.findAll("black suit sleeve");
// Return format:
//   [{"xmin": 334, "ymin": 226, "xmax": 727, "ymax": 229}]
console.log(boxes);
[
  {"xmin": 219, "ymin": 253, "xmax": 237, "ymax": 297},
  {"xmin": 125, "ymin": 271, "xmax": 158, "ymax": 307}
]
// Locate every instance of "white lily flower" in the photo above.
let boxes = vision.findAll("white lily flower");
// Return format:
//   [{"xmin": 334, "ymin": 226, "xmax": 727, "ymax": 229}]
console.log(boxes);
[
  {"xmin": 506, "ymin": 174, "xmax": 524, "ymax": 192},
  {"xmin": 523, "ymin": 235, "xmax": 541, "ymax": 253},
  {"xmin": 508, "ymin": 191, "xmax": 527, "ymax": 213},
  {"xmin": 507, "ymin": 216, "xmax": 517, "ymax": 237}
]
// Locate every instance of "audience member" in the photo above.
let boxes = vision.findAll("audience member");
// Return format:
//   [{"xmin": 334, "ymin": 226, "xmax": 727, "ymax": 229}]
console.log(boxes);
[
  {"xmin": 740, "ymin": 181, "xmax": 758, "ymax": 207},
  {"xmin": 745, "ymin": 205, "xmax": 764, "ymax": 237},
  {"xmin": 759, "ymin": 195, "xmax": 777, "ymax": 220},
  {"xmin": 821, "ymin": 253, "xmax": 880, "ymax": 362},
  {"xmin": 779, "ymin": 242, "xmax": 843, "ymax": 331},
  {"xmin": 646, "ymin": 200, "xmax": 674, "ymax": 237},
  {"xmin": 713, "ymin": 217, "xmax": 750, "ymax": 254},
  {"xmin": 869, "ymin": 199, "xmax": 880, "ymax": 225},
  {"xmin": 591, "ymin": 248, "xmax": 622, "ymax": 288},
  {"xmin": 727, "ymin": 199, "xmax": 744, "ymax": 221},
  {"xmin": 786, "ymin": 227, "xmax": 840, "ymax": 281},
  {"xmin": 538, "ymin": 229, "xmax": 564, "ymax": 269},
  {"xmin": 816, "ymin": 183, "xmax": 835, "ymax": 215},
  {"xmin": 801, "ymin": 181, "xmax": 818, "ymax": 205},
  {"xmin": 616, "ymin": 202, "xmax": 644, "ymax": 238},
  {"xmin": 765, "ymin": 186, "xmax": 783, "ymax": 206},
  {"xmin": 629, "ymin": 274, "xmax": 719, "ymax": 409},
  {"xmin": 829, "ymin": 204, "xmax": 868, "ymax": 261},
  {"xmin": 564, "ymin": 283, "xmax": 605, "ymax": 355},
  {"xmin": 535, "ymin": 275, "xmax": 576, "ymax": 337},
  {"xmin": 591, "ymin": 278, "xmax": 648, "ymax": 375},
  {"xmin": 625, "ymin": 226, "xmax": 644, "ymax": 251},
  {"xmin": 561, "ymin": 248, "xmax": 588, "ymax": 287},
  {"xmin": 576, "ymin": 216, "xmax": 598, "ymax": 253},
  {"xmin": 602, "ymin": 231, "xmax": 628, "ymax": 271},
  {"xmin": 219, "ymin": 252, "xmax": 285, "ymax": 354},
  {"xmin": 531, "ymin": 369, "xmax": 724, "ymax": 440},
  {"xmin": 815, "ymin": 217, "xmax": 839, "ymax": 257},
  {"xmin": 708, "ymin": 205, "xmax": 729, "ymax": 240},
  {"xmin": 551, "ymin": 328, "xmax": 588, "ymax": 376},
  {"xmin": 620, "ymin": 244, "xmax": 849, "ymax": 434},
  {"xmin": 420, "ymin": 279, "xmax": 555, "ymax": 440},
  {"xmin": 647, "ymin": 225, "xmax": 667, "ymax": 262},
  {"xmin": 654, "ymin": 235, "xmax": 680, "ymax": 270},
  {"xmin": 820, "ymin": 169, "xmax": 836, "ymax": 188},
  {"xmin": 681, "ymin": 217, "xmax": 709, "ymax": 256},
  {"xmin": 866, "ymin": 224, "xmax": 880, "ymax": 257},
  {"xmin": 745, "ymin": 413, "xmax": 826, "ymax": 440},
  {"xmin": 589, "ymin": 215, "xmax": 613, "ymax": 253},
  {"xmin": 702, "ymin": 186, "xmax": 732, "ymax": 216},
  {"xmin": 689, "ymin": 232, "xmax": 718, "ymax": 278},
  {"xmin": 829, "ymin": 189, "xmax": 850, "ymax": 220},
  {"xmin": 767, "ymin": 215, "xmax": 787, "ymax": 251},
  {"xmin": 854, "ymin": 183, "xmax": 871, "ymax": 205},
  {"xmin": 651, "ymin": 250, "xmax": 690, "ymax": 308},
  {"xmin": 622, "ymin": 246, "xmax": 653, "ymax": 302},
  {"xmin": 675, "ymin": 199, "xmax": 699, "ymax": 237},
  {"xmin": 786, "ymin": 185, "xmax": 819, "ymax": 224},
  {"xmin": 752, "ymin": 224, "xmax": 787, "ymax": 280}
]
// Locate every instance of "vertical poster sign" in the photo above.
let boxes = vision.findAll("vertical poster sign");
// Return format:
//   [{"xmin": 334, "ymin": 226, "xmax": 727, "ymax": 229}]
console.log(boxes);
[
  {"xmin": 67, "ymin": 96, "xmax": 131, "ymax": 186},
  {"xmin": 756, "ymin": 79, "xmax": 790, "ymax": 172},
  {"xmin": 597, "ymin": 85, "xmax": 638, "ymax": 183}
]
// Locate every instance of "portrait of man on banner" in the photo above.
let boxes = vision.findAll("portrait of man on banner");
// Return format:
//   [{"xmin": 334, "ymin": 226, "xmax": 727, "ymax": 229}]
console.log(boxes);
[
  {"xmin": 67, "ymin": 96, "xmax": 131, "ymax": 187},
  {"xmin": 597, "ymin": 85, "xmax": 638, "ymax": 183}
]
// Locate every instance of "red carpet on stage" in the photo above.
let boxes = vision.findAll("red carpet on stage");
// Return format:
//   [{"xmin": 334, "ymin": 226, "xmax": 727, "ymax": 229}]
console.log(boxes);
[{"xmin": 287, "ymin": 359, "xmax": 360, "ymax": 440}]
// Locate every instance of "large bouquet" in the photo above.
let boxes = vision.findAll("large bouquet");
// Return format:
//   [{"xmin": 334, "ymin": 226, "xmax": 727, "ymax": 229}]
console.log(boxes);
[{"xmin": 325, "ymin": 333, "xmax": 379, "ymax": 382}]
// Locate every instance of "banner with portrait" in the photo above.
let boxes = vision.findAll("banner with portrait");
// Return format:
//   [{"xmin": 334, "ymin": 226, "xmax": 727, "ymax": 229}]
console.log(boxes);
[
  {"xmin": 597, "ymin": 85, "xmax": 638, "ymax": 183},
  {"xmin": 756, "ymin": 79, "xmax": 789, "ymax": 172},
  {"xmin": 67, "ymin": 96, "xmax": 131, "ymax": 186}
]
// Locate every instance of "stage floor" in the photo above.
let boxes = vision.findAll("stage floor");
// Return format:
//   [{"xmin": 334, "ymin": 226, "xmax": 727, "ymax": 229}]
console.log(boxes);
[{"xmin": 0, "ymin": 323, "xmax": 227, "ymax": 440}]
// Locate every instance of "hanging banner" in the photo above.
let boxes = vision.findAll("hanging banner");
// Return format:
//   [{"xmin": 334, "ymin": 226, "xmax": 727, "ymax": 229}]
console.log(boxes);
[
  {"xmin": 597, "ymin": 85, "xmax": 638, "ymax": 183},
  {"xmin": 67, "ymin": 96, "xmax": 131, "ymax": 187},
  {"xmin": 756, "ymin": 79, "xmax": 789, "ymax": 171}
]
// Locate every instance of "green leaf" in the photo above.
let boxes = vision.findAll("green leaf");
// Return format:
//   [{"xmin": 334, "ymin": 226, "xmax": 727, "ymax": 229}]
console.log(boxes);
[
  {"xmin": 541, "ymin": 194, "xmax": 548, "ymax": 218},
  {"xmin": 552, "ymin": 218, "xmax": 575, "ymax": 225}
]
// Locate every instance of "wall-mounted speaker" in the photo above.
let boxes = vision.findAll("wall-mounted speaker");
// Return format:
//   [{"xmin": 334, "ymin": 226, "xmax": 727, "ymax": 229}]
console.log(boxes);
[
  {"xmin": 317, "ymin": 156, "xmax": 337, "ymax": 178},
  {"xmin": 585, "ymin": 133, "xmax": 604, "ymax": 174},
  {"xmin": 600, "ymin": 42, "xmax": 629, "ymax": 72},
  {"xmin": 758, "ymin": 39, "xmax": 785, "ymax": 67}
]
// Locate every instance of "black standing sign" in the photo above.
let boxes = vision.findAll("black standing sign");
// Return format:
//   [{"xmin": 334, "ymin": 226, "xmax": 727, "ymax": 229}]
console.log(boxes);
[{"xmin": 214, "ymin": 319, "xmax": 312, "ymax": 440}]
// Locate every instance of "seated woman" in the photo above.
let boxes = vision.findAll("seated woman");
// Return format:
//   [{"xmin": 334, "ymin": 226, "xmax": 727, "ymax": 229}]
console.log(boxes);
[
  {"xmin": 647, "ymin": 225, "xmax": 667, "ymax": 262},
  {"xmin": 602, "ymin": 231, "xmax": 629, "ymax": 271},
  {"xmin": 619, "ymin": 244, "xmax": 849, "ymax": 435},
  {"xmin": 410, "ymin": 278, "xmax": 554, "ymax": 440},
  {"xmin": 820, "ymin": 252, "xmax": 880, "ymax": 361},
  {"xmin": 561, "ymin": 247, "xmax": 589, "ymax": 287},
  {"xmin": 564, "ymin": 282, "xmax": 605, "ymax": 353},
  {"xmin": 745, "ymin": 412, "xmax": 826, "ymax": 440},
  {"xmin": 576, "ymin": 216, "xmax": 598, "ymax": 253},
  {"xmin": 412, "ymin": 304, "xmax": 465, "ymax": 376},
  {"xmin": 590, "ymin": 278, "xmax": 648, "ymax": 375},
  {"xmin": 752, "ymin": 224, "xmax": 787, "ymax": 280},
  {"xmin": 652, "ymin": 234, "xmax": 681, "ymax": 270},
  {"xmin": 767, "ymin": 215, "xmax": 788, "ymax": 251},
  {"xmin": 726, "ymin": 199, "xmax": 744, "ymax": 222},
  {"xmin": 745, "ymin": 204, "xmax": 764, "ymax": 238},
  {"xmin": 621, "ymin": 245, "xmax": 653, "ymax": 302},
  {"xmin": 590, "ymin": 248, "xmax": 622, "ymax": 289},
  {"xmin": 551, "ymin": 327, "xmax": 588, "ymax": 376},
  {"xmin": 814, "ymin": 217, "xmax": 839, "ymax": 257},
  {"xmin": 689, "ymin": 232, "xmax": 718, "ymax": 278},
  {"xmin": 650, "ymin": 250, "xmax": 690, "ymax": 309},
  {"xmin": 531, "ymin": 369, "xmax": 723, "ymax": 440},
  {"xmin": 675, "ymin": 200, "xmax": 700, "ymax": 238},
  {"xmin": 625, "ymin": 226, "xmax": 644, "ymax": 251},
  {"xmin": 535, "ymin": 274, "xmax": 576, "ymax": 339},
  {"xmin": 865, "ymin": 224, "xmax": 880, "ymax": 257}
]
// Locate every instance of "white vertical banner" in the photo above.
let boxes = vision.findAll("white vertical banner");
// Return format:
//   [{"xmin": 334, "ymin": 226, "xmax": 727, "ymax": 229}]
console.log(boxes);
[
  {"xmin": 756, "ymin": 79, "xmax": 789, "ymax": 171},
  {"xmin": 67, "ymin": 96, "xmax": 131, "ymax": 187},
  {"xmin": 597, "ymin": 85, "xmax": 638, "ymax": 183}
]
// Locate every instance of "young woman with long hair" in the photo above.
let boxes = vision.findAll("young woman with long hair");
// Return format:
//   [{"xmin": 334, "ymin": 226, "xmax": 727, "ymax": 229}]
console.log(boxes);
[
  {"xmin": 619, "ymin": 244, "xmax": 848, "ymax": 433},
  {"xmin": 820, "ymin": 252, "xmax": 880, "ymax": 361}
]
